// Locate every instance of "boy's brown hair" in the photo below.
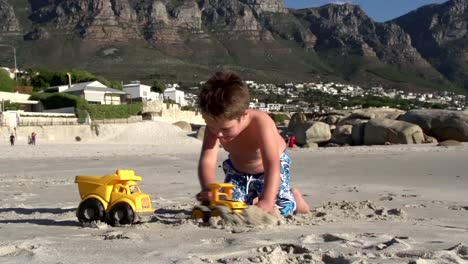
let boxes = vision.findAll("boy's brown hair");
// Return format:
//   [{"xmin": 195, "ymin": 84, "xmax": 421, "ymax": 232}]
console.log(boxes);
[{"xmin": 198, "ymin": 71, "xmax": 250, "ymax": 120}]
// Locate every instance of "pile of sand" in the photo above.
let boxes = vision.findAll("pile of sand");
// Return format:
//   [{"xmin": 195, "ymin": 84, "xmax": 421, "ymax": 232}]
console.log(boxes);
[
  {"xmin": 208, "ymin": 206, "xmax": 284, "ymax": 228},
  {"xmin": 86, "ymin": 121, "xmax": 198, "ymax": 145}
]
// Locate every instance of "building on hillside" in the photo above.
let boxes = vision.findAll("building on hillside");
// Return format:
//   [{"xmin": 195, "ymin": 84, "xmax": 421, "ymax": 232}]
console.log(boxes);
[
  {"xmin": 267, "ymin": 103, "xmax": 283, "ymax": 112},
  {"xmin": 43, "ymin": 81, "xmax": 127, "ymax": 105},
  {"xmin": 0, "ymin": 91, "xmax": 39, "ymax": 112},
  {"xmin": 122, "ymin": 81, "xmax": 162, "ymax": 101},
  {"xmin": 163, "ymin": 87, "xmax": 186, "ymax": 106}
]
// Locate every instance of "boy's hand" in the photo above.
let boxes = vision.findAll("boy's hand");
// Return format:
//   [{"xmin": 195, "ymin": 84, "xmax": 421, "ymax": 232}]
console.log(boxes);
[
  {"xmin": 255, "ymin": 199, "xmax": 275, "ymax": 214},
  {"xmin": 196, "ymin": 190, "xmax": 211, "ymax": 202}
]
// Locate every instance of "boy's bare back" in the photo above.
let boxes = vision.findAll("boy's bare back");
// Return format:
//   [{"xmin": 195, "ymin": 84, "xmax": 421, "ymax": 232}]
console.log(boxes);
[{"xmin": 214, "ymin": 110, "xmax": 286, "ymax": 175}]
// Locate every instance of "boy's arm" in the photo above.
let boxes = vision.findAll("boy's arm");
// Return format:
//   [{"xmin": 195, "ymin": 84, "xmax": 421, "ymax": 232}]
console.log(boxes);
[
  {"xmin": 257, "ymin": 116, "xmax": 281, "ymax": 212},
  {"xmin": 197, "ymin": 128, "xmax": 219, "ymax": 194}
]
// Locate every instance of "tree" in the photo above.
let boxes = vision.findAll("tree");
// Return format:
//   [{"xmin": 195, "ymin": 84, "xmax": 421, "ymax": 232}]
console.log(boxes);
[
  {"xmin": 29, "ymin": 69, "xmax": 123, "ymax": 91},
  {"xmin": 151, "ymin": 80, "xmax": 166, "ymax": 93},
  {"xmin": 0, "ymin": 70, "xmax": 16, "ymax": 92},
  {"xmin": 70, "ymin": 70, "xmax": 95, "ymax": 83}
]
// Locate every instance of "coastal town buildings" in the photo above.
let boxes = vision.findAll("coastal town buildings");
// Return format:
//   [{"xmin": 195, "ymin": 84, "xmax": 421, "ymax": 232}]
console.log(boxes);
[
  {"xmin": 42, "ymin": 81, "xmax": 127, "ymax": 105},
  {"xmin": 123, "ymin": 81, "xmax": 162, "ymax": 101}
]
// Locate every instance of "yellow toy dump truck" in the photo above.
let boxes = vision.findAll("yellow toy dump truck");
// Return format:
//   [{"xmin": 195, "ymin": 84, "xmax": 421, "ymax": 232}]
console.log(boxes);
[
  {"xmin": 75, "ymin": 170, "xmax": 153, "ymax": 226},
  {"xmin": 192, "ymin": 183, "xmax": 247, "ymax": 222}
]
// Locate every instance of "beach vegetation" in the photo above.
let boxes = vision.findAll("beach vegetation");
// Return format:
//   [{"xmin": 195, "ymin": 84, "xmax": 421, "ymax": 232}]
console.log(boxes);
[
  {"xmin": 30, "ymin": 69, "xmax": 122, "ymax": 91},
  {"xmin": 30, "ymin": 92, "xmax": 143, "ymax": 120},
  {"xmin": 86, "ymin": 103, "xmax": 143, "ymax": 119},
  {"xmin": 181, "ymin": 105, "xmax": 197, "ymax": 111},
  {"xmin": 269, "ymin": 113, "xmax": 290, "ymax": 125},
  {"xmin": 151, "ymin": 80, "xmax": 165, "ymax": 93},
  {"xmin": 0, "ymin": 70, "xmax": 16, "ymax": 92}
]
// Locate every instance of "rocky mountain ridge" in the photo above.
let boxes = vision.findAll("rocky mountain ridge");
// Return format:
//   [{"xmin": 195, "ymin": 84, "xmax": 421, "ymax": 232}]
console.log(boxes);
[{"xmin": 0, "ymin": 0, "xmax": 466, "ymax": 92}]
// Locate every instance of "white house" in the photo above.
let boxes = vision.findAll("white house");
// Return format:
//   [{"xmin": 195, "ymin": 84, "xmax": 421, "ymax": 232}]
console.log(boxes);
[
  {"xmin": 163, "ymin": 87, "xmax": 186, "ymax": 106},
  {"xmin": 122, "ymin": 81, "xmax": 162, "ymax": 101},
  {"xmin": 0, "ymin": 91, "xmax": 39, "ymax": 112},
  {"xmin": 267, "ymin": 103, "xmax": 283, "ymax": 112},
  {"xmin": 43, "ymin": 81, "xmax": 127, "ymax": 105}
]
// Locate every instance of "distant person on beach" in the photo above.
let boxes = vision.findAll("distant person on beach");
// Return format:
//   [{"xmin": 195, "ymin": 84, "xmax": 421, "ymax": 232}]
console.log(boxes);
[
  {"xmin": 10, "ymin": 133, "xmax": 15, "ymax": 146},
  {"xmin": 195, "ymin": 70, "xmax": 310, "ymax": 216},
  {"xmin": 31, "ymin": 132, "xmax": 36, "ymax": 145}
]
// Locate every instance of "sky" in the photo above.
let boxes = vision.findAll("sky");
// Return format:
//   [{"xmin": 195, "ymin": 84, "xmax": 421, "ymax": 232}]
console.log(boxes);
[{"xmin": 283, "ymin": 0, "xmax": 449, "ymax": 22}]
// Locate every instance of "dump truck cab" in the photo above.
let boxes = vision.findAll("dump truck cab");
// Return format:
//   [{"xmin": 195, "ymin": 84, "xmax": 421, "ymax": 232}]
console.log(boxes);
[{"xmin": 192, "ymin": 183, "xmax": 248, "ymax": 222}]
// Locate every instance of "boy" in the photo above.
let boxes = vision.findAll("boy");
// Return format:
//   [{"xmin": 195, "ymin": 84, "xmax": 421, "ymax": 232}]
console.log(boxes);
[{"xmin": 196, "ymin": 70, "xmax": 310, "ymax": 216}]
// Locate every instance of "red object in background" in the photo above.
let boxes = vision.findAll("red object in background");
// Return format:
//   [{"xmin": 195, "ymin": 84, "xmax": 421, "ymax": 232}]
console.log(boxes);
[{"xmin": 288, "ymin": 135, "xmax": 295, "ymax": 148}]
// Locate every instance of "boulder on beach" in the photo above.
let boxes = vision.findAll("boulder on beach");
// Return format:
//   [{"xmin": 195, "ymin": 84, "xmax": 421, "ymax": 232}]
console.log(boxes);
[
  {"xmin": 398, "ymin": 109, "xmax": 468, "ymax": 142},
  {"xmin": 364, "ymin": 118, "xmax": 424, "ymax": 145}
]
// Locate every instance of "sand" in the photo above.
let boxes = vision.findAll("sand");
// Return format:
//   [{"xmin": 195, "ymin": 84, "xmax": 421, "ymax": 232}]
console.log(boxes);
[{"xmin": 0, "ymin": 121, "xmax": 467, "ymax": 263}]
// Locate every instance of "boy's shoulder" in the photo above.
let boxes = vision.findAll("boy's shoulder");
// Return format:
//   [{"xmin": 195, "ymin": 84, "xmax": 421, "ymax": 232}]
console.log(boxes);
[
  {"xmin": 249, "ymin": 109, "xmax": 268, "ymax": 117},
  {"xmin": 249, "ymin": 110, "xmax": 273, "ymax": 123}
]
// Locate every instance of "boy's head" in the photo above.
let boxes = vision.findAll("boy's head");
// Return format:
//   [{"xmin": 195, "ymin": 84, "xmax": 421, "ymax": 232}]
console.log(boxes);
[{"xmin": 198, "ymin": 70, "xmax": 250, "ymax": 121}]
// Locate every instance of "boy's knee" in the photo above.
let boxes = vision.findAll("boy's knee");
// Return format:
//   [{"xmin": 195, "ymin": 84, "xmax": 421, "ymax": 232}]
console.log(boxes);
[{"xmin": 291, "ymin": 188, "xmax": 310, "ymax": 214}]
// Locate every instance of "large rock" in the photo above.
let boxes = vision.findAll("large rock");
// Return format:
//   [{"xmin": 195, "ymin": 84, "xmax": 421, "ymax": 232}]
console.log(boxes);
[
  {"xmin": 196, "ymin": 126, "xmax": 206, "ymax": 140},
  {"xmin": 398, "ymin": 109, "xmax": 468, "ymax": 142},
  {"xmin": 0, "ymin": 0, "xmax": 20, "ymax": 32},
  {"xmin": 293, "ymin": 121, "xmax": 331, "ymax": 146},
  {"xmin": 351, "ymin": 120, "xmax": 368, "ymax": 146},
  {"xmin": 348, "ymin": 108, "xmax": 405, "ymax": 120},
  {"xmin": 335, "ymin": 108, "xmax": 406, "ymax": 146},
  {"xmin": 173, "ymin": 121, "xmax": 192, "ymax": 132},
  {"xmin": 364, "ymin": 118, "xmax": 424, "ymax": 145},
  {"xmin": 331, "ymin": 125, "xmax": 353, "ymax": 145},
  {"xmin": 287, "ymin": 112, "xmax": 307, "ymax": 133}
]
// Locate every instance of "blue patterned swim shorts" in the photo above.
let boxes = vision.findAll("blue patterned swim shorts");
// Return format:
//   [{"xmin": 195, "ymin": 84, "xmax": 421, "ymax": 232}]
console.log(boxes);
[{"xmin": 223, "ymin": 150, "xmax": 296, "ymax": 216}]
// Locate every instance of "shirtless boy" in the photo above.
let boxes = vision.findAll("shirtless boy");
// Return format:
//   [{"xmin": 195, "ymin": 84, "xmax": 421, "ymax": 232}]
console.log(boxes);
[{"xmin": 196, "ymin": 70, "xmax": 310, "ymax": 216}]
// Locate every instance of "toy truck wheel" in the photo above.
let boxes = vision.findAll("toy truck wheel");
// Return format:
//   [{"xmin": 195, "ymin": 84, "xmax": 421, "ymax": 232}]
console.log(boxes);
[
  {"xmin": 109, "ymin": 203, "xmax": 135, "ymax": 226},
  {"xmin": 212, "ymin": 206, "xmax": 230, "ymax": 218},
  {"xmin": 191, "ymin": 205, "xmax": 211, "ymax": 223},
  {"xmin": 77, "ymin": 198, "xmax": 105, "ymax": 223}
]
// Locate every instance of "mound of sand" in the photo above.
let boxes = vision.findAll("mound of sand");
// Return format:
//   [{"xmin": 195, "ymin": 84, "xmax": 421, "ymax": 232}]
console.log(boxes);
[
  {"xmin": 87, "ymin": 121, "xmax": 199, "ymax": 145},
  {"xmin": 208, "ymin": 206, "xmax": 284, "ymax": 228}
]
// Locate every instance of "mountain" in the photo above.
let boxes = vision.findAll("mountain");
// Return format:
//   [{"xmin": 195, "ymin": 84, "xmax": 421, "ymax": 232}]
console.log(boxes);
[
  {"xmin": 393, "ymin": 0, "xmax": 468, "ymax": 91},
  {"xmin": 0, "ymin": 0, "xmax": 466, "ymax": 93}
]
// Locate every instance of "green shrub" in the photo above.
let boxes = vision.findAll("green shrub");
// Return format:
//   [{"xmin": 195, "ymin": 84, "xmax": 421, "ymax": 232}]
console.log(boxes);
[
  {"xmin": 87, "ymin": 103, "xmax": 143, "ymax": 119},
  {"xmin": 0, "ymin": 70, "xmax": 16, "ymax": 92},
  {"xmin": 269, "ymin": 113, "xmax": 290, "ymax": 124},
  {"xmin": 30, "ymin": 92, "xmax": 89, "ymax": 120},
  {"xmin": 181, "ymin": 105, "xmax": 197, "ymax": 111},
  {"xmin": 30, "ymin": 91, "xmax": 144, "ymax": 121}
]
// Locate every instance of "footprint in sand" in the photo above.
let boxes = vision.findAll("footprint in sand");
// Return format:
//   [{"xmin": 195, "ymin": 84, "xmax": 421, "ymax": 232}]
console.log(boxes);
[
  {"xmin": 0, "ymin": 243, "xmax": 37, "ymax": 257},
  {"xmin": 402, "ymin": 194, "xmax": 419, "ymax": 198},
  {"xmin": 379, "ymin": 193, "xmax": 397, "ymax": 201},
  {"xmin": 218, "ymin": 243, "xmax": 316, "ymax": 263},
  {"xmin": 448, "ymin": 205, "xmax": 468, "ymax": 211},
  {"xmin": 404, "ymin": 203, "xmax": 427, "ymax": 208},
  {"xmin": 100, "ymin": 230, "xmax": 142, "ymax": 240},
  {"xmin": 364, "ymin": 237, "xmax": 411, "ymax": 252},
  {"xmin": 200, "ymin": 237, "xmax": 236, "ymax": 245},
  {"xmin": 347, "ymin": 186, "xmax": 359, "ymax": 192}
]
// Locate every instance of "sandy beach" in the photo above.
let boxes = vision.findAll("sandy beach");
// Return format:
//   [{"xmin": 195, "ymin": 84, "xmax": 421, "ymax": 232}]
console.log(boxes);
[{"xmin": 0, "ymin": 121, "xmax": 467, "ymax": 263}]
